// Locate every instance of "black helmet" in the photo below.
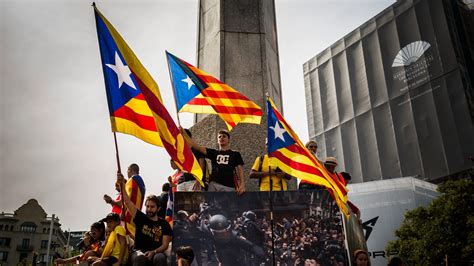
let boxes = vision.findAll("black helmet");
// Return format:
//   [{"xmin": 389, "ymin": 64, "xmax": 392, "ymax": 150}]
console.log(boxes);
[
  {"xmin": 209, "ymin": 214, "xmax": 230, "ymax": 232},
  {"xmin": 244, "ymin": 211, "xmax": 256, "ymax": 221}
]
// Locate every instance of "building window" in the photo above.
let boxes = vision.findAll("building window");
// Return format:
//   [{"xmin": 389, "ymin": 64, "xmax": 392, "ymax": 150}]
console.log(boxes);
[
  {"xmin": 41, "ymin": 240, "xmax": 48, "ymax": 249},
  {"xmin": 21, "ymin": 239, "xmax": 30, "ymax": 248},
  {"xmin": 10, "ymin": 225, "xmax": 14, "ymax": 231},
  {"xmin": 19, "ymin": 253, "xmax": 28, "ymax": 263},
  {"xmin": 0, "ymin": 225, "xmax": 3, "ymax": 230},
  {"xmin": 39, "ymin": 254, "xmax": 48, "ymax": 263},
  {"xmin": 0, "ymin": 251, "xmax": 8, "ymax": 262},
  {"xmin": 21, "ymin": 224, "xmax": 36, "ymax": 233},
  {"xmin": 0, "ymin": 238, "xmax": 11, "ymax": 247}
]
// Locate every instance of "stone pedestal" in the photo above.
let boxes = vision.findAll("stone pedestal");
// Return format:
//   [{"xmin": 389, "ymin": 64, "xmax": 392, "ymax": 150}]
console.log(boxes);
[{"xmin": 190, "ymin": 0, "xmax": 297, "ymax": 190}]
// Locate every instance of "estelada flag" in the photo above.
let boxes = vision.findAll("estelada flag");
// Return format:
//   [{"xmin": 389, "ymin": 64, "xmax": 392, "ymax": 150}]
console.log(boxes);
[
  {"xmin": 164, "ymin": 190, "xmax": 173, "ymax": 228},
  {"xmin": 93, "ymin": 7, "xmax": 203, "ymax": 185},
  {"xmin": 166, "ymin": 51, "xmax": 262, "ymax": 130},
  {"xmin": 266, "ymin": 98, "xmax": 349, "ymax": 215},
  {"xmin": 94, "ymin": 7, "xmax": 162, "ymax": 147}
]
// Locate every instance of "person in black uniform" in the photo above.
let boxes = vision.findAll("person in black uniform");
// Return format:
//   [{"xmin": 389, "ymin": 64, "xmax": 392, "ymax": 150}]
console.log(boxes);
[{"xmin": 201, "ymin": 214, "xmax": 265, "ymax": 266}]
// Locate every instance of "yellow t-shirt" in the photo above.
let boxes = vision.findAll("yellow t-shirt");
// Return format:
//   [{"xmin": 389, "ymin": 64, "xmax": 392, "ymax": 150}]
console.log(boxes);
[
  {"xmin": 251, "ymin": 155, "xmax": 287, "ymax": 191},
  {"xmin": 107, "ymin": 225, "xmax": 128, "ymax": 264}
]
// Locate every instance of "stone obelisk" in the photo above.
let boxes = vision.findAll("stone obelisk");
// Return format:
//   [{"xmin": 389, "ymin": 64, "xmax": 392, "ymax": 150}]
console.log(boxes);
[{"xmin": 190, "ymin": 0, "xmax": 296, "ymax": 190}]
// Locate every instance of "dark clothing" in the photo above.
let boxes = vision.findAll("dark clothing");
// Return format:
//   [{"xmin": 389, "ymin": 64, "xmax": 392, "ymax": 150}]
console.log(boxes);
[
  {"xmin": 192, "ymin": 147, "xmax": 205, "ymax": 160},
  {"xmin": 213, "ymin": 231, "xmax": 265, "ymax": 265},
  {"xmin": 205, "ymin": 148, "xmax": 244, "ymax": 188},
  {"xmin": 298, "ymin": 182, "xmax": 324, "ymax": 190},
  {"xmin": 242, "ymin": 220, "xmax": 264, "ymax": 246},
  {"xmin": 157, "ymin": 192, "xmax": 168, "ymax": 219},
  {"xmin": 178, "ymin": 172, "xmax": 195, "ymax": 184},
  {"xmin": 133, "ymin": 211, "xmax": 172, "ymax": 252}
]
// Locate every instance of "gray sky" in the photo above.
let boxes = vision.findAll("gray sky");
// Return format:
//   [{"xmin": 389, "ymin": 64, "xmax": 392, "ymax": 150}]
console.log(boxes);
[{"xmin": 0, "ymin": 0, "xmax": 393, "ymax": 230}]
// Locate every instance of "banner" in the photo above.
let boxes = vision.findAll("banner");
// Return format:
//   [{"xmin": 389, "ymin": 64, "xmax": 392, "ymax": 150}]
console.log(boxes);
[{"xmin": 172, "ymin": 190, "xmax": 350, "ymax": 265}]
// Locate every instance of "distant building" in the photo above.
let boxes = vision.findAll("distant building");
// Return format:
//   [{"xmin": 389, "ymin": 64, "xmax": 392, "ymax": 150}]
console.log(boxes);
[
  {"xmin": 304, "ymin": 0, "xmax": 474, "ymax": 183},
  {"xmin": 0, "ymin": 199, "xmax": 68, "ymax": 265}
]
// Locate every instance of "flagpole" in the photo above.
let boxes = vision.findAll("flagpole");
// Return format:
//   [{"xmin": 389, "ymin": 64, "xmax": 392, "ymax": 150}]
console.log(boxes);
[
  {"xmin": 92, "ymin": 2, "xmax": 122, "ymax": 174},
  {"xmin": 165, "ymin": 51, "xmax": 182, "ymax": 126},
  {"xmin": 93, "ymin": 4, "xmax": 125, "ymax": 223},
  {"xmin": 268, "ymin": 162, "xmax": 276, "ymax": 266},
  {"xmin": 265, "ymin": 93, "xmax": 276, "ymax": 266},
  {"xmin": 113, "ymin": 132, "xmax": 122, "ymax": 173}
]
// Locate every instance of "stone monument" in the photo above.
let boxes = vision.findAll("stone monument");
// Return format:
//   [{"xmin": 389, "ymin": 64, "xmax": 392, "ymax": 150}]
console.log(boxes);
[{"xmin": 190, "ymin": 0, "xmax": 297, "ymax": 190}]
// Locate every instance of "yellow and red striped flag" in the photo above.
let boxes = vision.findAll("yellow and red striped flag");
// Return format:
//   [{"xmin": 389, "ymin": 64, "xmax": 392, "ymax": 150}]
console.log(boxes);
[
  {"xmin": 266, "ymin": 98, "xmax": 349, "ymax": 215},
  {"xmin": 94, "ymin": 7, "xmax": 203, "ymax": 188},
  {"xmin": 166, "ymin": 51, "xmax": 262, "ymax": 130}
]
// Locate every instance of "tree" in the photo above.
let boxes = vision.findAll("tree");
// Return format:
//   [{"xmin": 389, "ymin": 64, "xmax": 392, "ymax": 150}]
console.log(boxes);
[{"xmin": 386, "ymin": 178, "xmax": 474, "ymax": 264}]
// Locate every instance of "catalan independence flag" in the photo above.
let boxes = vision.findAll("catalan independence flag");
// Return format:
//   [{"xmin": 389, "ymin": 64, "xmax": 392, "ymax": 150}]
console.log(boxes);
[
  {"xmin": 266, "ymin": 98, "xmax": 349, "ymax": 215},
  {"xmin": 124, "ymin": 175, "xmax": 145, "ymax": 237},
  {"xmin": 165, "ymin": 190, "xmax": 173, "ymax": 227},
  {"xmin": 166, "ymin": 51, "xmax": 262, "ymax": 130},
  {"xmin": 94, "ymin": 7, "xmax": 203, "ymax": 186},
  {"xmin": 94, "ymin": 7, "xmax": 162, "ymax": 147}
]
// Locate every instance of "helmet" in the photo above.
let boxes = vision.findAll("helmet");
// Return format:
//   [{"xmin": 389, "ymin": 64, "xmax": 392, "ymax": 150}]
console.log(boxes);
[
  {"xmin": 209, "ymin": 214, "xmax": 230, "ymax": 232},
  {"xmin": 244, "ymin": 211, "xmax": 256, "ymax": 221},
  {"xmin": 177, "ymin": 210, "xmax": 189, "ymax": 219}
]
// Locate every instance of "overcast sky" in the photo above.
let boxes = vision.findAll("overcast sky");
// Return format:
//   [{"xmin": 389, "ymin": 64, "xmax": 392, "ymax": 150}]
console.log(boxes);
[{"xmin": 1, "ymin": 0, "xmax": 393, "ymax": 230}]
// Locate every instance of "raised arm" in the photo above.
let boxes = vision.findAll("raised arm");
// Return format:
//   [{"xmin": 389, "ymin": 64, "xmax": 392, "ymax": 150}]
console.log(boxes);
[
  {"xmin": 118, "ymin": 172, "xmax": 138, "ymax": 218},
  {"xmin": 236, "ymin": 164, "xmax": 246, "ymax": 194},
  {"xmin": 179, "ymin": 126, "xmax": 207, "ymax": 155},
  {"xmin": 103, "ymin": 194, "xmax": 121, "ymax": 208}
]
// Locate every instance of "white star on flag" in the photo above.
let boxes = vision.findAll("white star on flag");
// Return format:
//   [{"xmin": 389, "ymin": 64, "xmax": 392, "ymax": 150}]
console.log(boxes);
[
  {"xmin": 270, "ymin": 121, "xmax": 286, "ymax": 142},
  {"xmin": 181, "ymin": 75, "xmax": 194, "ymax": 90},
  {"xmin": 105, "ymin": 52, "xmax": 137, "ymax": 90}
]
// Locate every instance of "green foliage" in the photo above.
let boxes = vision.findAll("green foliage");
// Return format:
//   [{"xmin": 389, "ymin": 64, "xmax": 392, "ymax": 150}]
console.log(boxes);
[{"xmin": 386, "ymin": 179, "xmax": 474, "ymax": 264}]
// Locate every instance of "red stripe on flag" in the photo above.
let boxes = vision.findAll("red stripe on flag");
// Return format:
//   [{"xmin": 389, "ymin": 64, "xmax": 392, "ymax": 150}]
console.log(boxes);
[
  {"xmin": 271, "ymin": 149, "xmax": 321, "ymax": 175},
  {"xmin": 282, "ymin": 145, "xmax": 347, "ymax": 194},
  {"xmin": 113, "ymin": 105, "xmax": 157, "ymax": 132},
  {"xmin": 187, "ymin": 97, "xmax": 262, "ymax": 116},
  {"xmin": 135, "ymin": 93, "xmax": 146, "ymax": 100},
  {"xmin": 201, "ymin": 88, "xmax": 253, "ymax": 101},
  {"xmin": 187, "ymin": 98, "xmax": 209, "ymax": 105},
  {"xmin": 132, "ymin": 72, "xmax": 196, "ymax": 171}
]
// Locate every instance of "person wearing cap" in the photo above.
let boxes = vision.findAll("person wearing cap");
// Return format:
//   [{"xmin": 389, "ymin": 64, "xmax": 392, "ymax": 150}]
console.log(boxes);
[
  {"xmin": 180, "ymin": 127, "xmax": 246, "ymax": 194},
  {"xmin": 88, "ymin": 213, "xmax": 127, "ymax": 265},
  {"xmin": 324, "ymin": 157, "xmax": 338, "ymax": 173},
  {"xmin": 121, "ymin": 189, "xmax": 172, "ymax": 266},
  {"xmin": 324, "ymin": 157, "xmax": 348, "ymax": 185},
  {"xmin": 249, "ymin": 140, "xmax": 291, "ymax": 191}
]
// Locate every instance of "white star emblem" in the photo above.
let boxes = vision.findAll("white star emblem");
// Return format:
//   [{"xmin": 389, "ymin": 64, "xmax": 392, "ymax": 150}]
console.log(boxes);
[
  {"xmin": 181, "ymin": 75, "xmax": 194, "ymax": 90},
  {"xmin": 105, "ymin": 52, "xmax": 137, "ymax": 90},
  {"xmin": 270, "ymin": 121, "xmax": 286, "ymax": 142}
]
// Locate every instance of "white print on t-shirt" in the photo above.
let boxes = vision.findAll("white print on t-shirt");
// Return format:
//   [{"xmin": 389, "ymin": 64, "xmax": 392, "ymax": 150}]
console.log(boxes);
[{"xmin": 216, "ymin": 154, "xmax": 230, "ymax": 165}]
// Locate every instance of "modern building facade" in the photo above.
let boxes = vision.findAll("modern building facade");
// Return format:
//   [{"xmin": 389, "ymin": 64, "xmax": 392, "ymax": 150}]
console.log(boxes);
[
  {"xmin": 0, "ymin": 199, "xmax": 68, "ymax": 265},
  {"xmin": 304, "ymin": 0, "xmax": 474, "ymax": 183}
]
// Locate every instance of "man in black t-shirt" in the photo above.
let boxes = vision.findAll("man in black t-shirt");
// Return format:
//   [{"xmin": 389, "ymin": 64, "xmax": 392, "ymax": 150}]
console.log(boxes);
[
  {"xmin": 120, "ymin": 173, "xmax": 172, "ymax": 266},
  {"xmin": 181, "ymin": 128, "xmax": 245, "ymax": 193}
]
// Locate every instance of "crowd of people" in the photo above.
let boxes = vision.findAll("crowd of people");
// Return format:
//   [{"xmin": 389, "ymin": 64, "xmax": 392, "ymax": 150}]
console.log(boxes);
[
  {"xmin": 53, "ymin": 128, "xmax": 375, "ymax": 266},
  {"xmin": 171, "ymin": 197, "xmax": 348, "ymax": 266}
]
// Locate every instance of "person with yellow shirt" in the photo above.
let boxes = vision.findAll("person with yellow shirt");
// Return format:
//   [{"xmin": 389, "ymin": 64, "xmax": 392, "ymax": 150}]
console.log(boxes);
[
  {"xmin": 249, "ymin": 141, "xmax": 291, "ymax": 191},
  {"xmin": 89, "ymin": 213, "xmax": 128, "ymax": 265}
]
